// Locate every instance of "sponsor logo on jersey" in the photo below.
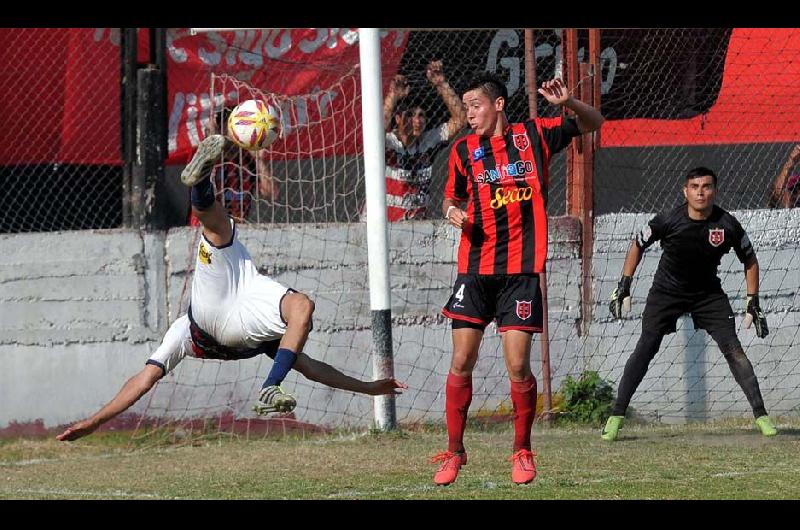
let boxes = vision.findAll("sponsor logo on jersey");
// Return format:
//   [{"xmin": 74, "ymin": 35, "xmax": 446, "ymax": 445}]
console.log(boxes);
[
  {"xmin": 490, "ymin": 186, "xmax": 534, "ymax": 209},
  {"xmin": 513, "ymin": 133, "xmax": 530, "ymax": 151},
  {"xmin": 472, "ymin": 146, "xmax": 485, "ymax": 162},
  {"xmin": 516, "ymin": 300, "xmax": 532, "ymax": 320},
  {"xmin": 709, "ymin": 228, "xmax": 725, "ymax": 247},
  {"xmin": 199, "ymin": 242, "xmax": 212, "ymax": 265},
  {"xmin": 475, "ymin": 160, "xmax": 535, "ymax": 185}
]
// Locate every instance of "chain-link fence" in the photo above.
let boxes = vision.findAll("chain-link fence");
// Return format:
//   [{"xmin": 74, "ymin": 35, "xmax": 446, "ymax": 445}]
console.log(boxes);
[
  {"xmin": 3, "ymin": 29, "xmax": 798, "ymax": 233},
  {"xmin": 595, "ymin": 28, "xmax": 800, "ymax": 213},
  {"xmin": 0, "ymin": 28, "xmax": 123, "ymax": 233},
  {"xmin": 161, "ymin": 29, "xmax": 569, "ymax": 225}
]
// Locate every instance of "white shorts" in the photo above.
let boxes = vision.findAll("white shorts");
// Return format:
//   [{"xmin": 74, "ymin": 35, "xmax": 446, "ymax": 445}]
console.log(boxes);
[{"xmin": 189, "ymin": 222, "xmax": 290, "ymax": 349}]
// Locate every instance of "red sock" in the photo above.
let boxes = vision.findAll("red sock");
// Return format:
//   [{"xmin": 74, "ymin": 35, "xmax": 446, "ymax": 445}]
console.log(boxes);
[
  {"xmin": 510, "ymin": 377, "xmax": 538, "ymax": 452},
  {"xmin": 445, "ymin": 373, "xmax": 472, "ymax": 453}
]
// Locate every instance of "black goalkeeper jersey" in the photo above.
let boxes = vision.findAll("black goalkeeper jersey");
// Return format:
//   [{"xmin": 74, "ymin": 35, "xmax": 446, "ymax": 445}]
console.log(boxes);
[{"xmin": 635, "ymin": 203, "xmax": 755, "ymax": 294}]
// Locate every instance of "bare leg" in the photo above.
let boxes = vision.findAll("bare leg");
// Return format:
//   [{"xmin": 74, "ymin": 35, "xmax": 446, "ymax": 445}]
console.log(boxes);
[
  {"xmin": 278, "ymin": 292, "xmax": 315, "ymax": 354},
  {"xmin": 501, "ymin": 330, "xmax": 534, "ymax": 381},
  {"xmin": 450, "ymin": 328, "xmax": 482, "ymax": 376}
]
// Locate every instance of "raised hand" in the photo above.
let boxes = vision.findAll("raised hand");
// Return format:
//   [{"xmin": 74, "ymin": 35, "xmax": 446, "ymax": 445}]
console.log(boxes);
[
  {"xmin": 426, "ymin": 60, "xmax": 447, "ymax": 87},
  {"xmin": 538, "ymin": 78, "xmax": 570, "ymax": 106},
  {"xmin": 389, "ymin": 75, "xmax": 410, "ymax": 100}
]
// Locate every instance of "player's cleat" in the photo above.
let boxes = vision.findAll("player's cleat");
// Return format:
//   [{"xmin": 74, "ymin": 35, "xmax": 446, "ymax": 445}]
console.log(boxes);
[
  {"xmin": 509, "ymin": 449, "xmax": 537, "ymax": 484},
  {"xmin": 601, "ymin": 415, "xmax": 624, "ymax": 441},
  {"xmin": 252, "ymin": 385, "xmax": 296, "ymax": 415},
  {"xmin": 430, "ymin": 450, "xmax": 467, "ymax": 485},
  {"xmin": 755, "ymin": 415, "xmax": 778, "ymax": 437},
  {"xmin": 181, "ymin": 134, "xmax": 226, "ymax": 187}
]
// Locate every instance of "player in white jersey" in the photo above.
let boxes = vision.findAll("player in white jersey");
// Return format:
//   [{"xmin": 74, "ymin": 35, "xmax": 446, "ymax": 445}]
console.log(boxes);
[{"xmin": 57, "ymin": 134, "xmax": 406, "ymax": 442}]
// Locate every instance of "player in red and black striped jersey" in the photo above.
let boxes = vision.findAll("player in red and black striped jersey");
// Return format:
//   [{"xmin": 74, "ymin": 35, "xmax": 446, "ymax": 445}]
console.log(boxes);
[{"xmin": 432, "ymin": 73, "xmax": 604, "ymax": 485}]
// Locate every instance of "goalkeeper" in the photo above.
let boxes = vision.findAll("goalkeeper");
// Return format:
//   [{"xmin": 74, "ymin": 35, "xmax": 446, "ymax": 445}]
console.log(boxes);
[
  {"xmin": 57, "ymin": 134, "xmax": 406, "ymax": 442},
  {"xmin": 602, "ymin": 167, "xmax": 777, "ymax": 441}
]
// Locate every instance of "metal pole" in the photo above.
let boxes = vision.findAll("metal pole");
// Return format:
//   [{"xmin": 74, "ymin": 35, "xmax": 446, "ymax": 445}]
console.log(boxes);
[
  {"xmin": 524, "ymin": 29, "xmax": 538, "ymax": 119},
  {"xmin": 578, "ymin": 62, "xmax": 595, "ymax": 337},
  {"xmin": 121, "ymin": 28, "xmax": 138, "ymax": 228},
  {"xmin": 525, "ymin": 29, "xmax": 553, "ymax": 425},
  {"xmin": 564, "ymin": 28, "xmax": 580, "ymax": 217},
  {"xmin": 589, "ymin": 29, "xmax": 602, "ymax": 149},
  {"xmin": 358, "ymin": 28, "xmax": 396, "ymax": 431}
]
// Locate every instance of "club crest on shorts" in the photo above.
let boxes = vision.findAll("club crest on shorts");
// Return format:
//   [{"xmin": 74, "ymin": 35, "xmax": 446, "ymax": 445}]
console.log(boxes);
[
  {"xmin": 513, "ymin": 134, "xmax": 530, "ymax": 152},
  {"xmin": 198, "ymin": 242, "xmax": 212, "ymax": 265},
  {"xmin": 516, "ymin": 300, "xmax": 532, "ymax": 320},
  {"xmin": 708, "ymin": 228, "xmax": 725, "ymax": 247}
]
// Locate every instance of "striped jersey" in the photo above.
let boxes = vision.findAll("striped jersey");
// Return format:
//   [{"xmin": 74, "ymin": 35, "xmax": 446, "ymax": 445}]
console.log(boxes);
[
  {"xmin": 445, "ymin": 116, "xmax": 580, "ymax": 274},
  {"xmin": 384, "ymin": 123, "xmax": 452, "ymax": 221}
]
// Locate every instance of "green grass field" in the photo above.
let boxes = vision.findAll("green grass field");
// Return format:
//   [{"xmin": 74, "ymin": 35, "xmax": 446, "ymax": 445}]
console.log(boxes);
[{"xmin": 2, "ymin": 418, "xmax": 799, "ymax": 499}]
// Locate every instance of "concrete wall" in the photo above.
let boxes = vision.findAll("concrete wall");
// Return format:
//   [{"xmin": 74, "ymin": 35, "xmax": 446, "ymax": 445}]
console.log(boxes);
[{"xmin": 2, "ymin": 209, "xmax": 798, "ymax": 431}]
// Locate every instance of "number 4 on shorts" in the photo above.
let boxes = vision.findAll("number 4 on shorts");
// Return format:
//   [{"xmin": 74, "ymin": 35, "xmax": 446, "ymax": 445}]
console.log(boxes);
[{"xmin": 455, "ymin": 284, "xmax": 465, "ymax": 302}]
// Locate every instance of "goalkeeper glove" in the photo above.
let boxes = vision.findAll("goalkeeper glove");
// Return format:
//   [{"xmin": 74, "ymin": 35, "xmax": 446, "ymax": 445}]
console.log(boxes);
[
  {"xmin": 743, "ymin": 294, "xmax": 769, "ymax": 338},
  {"xmin": 609, "ymin": 275, "xmax": 633, "ymax": 320}
]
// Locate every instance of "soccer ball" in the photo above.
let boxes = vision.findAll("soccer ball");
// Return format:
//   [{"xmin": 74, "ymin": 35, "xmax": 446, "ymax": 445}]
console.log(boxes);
[{"xmin": 226, "ymin": 99, "xmax": 281, "ymax": 151}]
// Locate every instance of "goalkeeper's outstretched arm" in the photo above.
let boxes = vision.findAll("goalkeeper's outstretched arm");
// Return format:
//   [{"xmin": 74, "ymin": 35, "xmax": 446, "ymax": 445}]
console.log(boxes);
[
  {"xmin": 56, "ymin": 364, "xmax": 163, "ymax": 442},
  {"xmin": 293, "ymin": 353, "xmax": 407, "ymax": 396}
]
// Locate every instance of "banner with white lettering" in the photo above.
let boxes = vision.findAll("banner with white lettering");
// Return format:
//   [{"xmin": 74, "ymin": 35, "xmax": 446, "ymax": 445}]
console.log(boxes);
[
  {"xmin": 166, "ymin": 29, "xmax": 408, "ymax": 163},
  {"xmin": 0, "ymin": 28, "xmax": 408, "ymax": 166}
]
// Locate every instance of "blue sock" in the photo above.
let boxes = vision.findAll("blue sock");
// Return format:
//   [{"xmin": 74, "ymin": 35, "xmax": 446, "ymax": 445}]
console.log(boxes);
[
  {"xmin": 262, "ymin": 348, "xmax": 297, "ymax": 388},
  {"xmin": 190, "ymin": 177, "xmax": 216, "ymax": 210}
]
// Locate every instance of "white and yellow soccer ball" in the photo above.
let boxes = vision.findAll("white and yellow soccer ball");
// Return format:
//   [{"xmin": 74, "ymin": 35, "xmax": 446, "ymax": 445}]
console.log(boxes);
[{"xmin": 226, "ymin": 99, "xmax": 281, "ymax": 151}]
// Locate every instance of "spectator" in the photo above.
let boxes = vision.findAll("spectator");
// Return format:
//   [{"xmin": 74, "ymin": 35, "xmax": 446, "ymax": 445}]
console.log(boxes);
[
  {"xmin": 363, "ymin": 60, "xmax": 466, "ymax": 222},
  {"xmin": 768, "ymin": 144, "xmax": 800, "ymax": 208}
]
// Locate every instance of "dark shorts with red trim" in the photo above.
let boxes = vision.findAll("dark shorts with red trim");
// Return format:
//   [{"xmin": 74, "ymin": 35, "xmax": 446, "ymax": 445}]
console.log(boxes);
[
  {"xmin": 187, "ymin": 305, "xmax": 281, "ymax": 361},
  {"xmin": 442, "ymin": 273, "xmax": 543, "ymax": 333}
]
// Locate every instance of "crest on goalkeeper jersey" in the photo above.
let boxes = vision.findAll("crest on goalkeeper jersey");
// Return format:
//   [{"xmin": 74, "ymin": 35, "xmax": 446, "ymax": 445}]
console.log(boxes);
[
  {"xmin": 708, "ymin": 228, "xmax": 725, "ymax": 247},
  {"xmin": 227, "ymin": 99, "xmax": 281, "ymax": 151}
]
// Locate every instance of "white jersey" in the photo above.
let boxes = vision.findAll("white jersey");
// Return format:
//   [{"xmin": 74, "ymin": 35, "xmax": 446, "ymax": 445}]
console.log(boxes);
[
  {"xmin": 147, "ymin": 222, "xmax": 289, "ymax": 375},
  {"xmin": 146, "ymin": 315, "xmax": 194, "ymax": 375}
]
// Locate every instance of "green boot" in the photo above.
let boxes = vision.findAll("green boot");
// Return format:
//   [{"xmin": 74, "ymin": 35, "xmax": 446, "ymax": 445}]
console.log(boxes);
[
  {"xmin": 755, "ymin": 415, "xmax": 778, "ymax": 437},
  {"xmin": 601, "ymin": 415, "xmax": 624, "ymax": 441}
]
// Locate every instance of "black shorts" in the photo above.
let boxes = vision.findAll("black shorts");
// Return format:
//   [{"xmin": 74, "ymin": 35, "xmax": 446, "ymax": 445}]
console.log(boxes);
[
  {"xmin": 442, "ymin": 273, "xmax": 543, "ymax": 333},
  {"xmin": 642, "ymin": 287, "xmax": 736, "ymax": 342}
]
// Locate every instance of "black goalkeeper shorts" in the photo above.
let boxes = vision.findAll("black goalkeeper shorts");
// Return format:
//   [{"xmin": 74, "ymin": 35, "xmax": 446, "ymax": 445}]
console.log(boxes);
[
  {"xmin": 642, "ymin": 287, "xmax": 736, "ymax": 342},
  {"xmin": 442, "ymin": 273, "xmax": 543, "ymax": 333}
]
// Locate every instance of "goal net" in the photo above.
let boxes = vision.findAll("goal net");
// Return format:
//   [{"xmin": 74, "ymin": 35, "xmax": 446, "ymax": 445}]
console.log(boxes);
[{"xmin": 130, "ymin": 28, "xmax": 800, "ymax": 445}]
